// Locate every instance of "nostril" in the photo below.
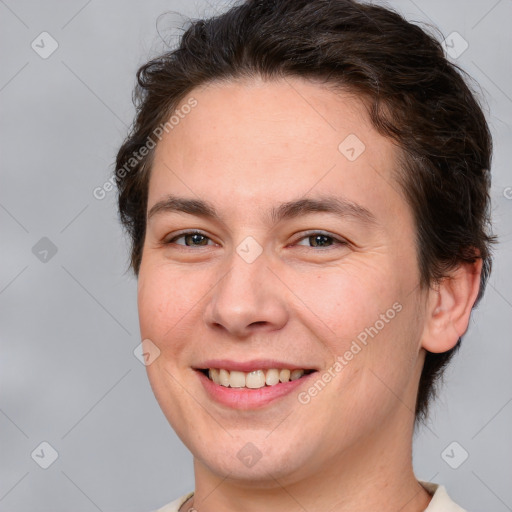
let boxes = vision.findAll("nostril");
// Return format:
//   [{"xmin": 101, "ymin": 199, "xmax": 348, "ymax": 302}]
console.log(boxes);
[{"xmin": 249, "ymin": 321, "xmax": 268, "ymax": 328}]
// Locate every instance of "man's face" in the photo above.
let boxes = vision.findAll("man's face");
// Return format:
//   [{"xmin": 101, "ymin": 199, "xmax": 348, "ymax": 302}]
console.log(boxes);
[{"xmin": 138, "ymin": 77, "xmax": 429, "ymax": 484}]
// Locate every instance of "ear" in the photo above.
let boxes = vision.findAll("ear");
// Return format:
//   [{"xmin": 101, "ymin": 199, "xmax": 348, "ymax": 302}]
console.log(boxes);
[{"xmin": 421, "ymin": 258, "xmax": 483, "ymax": 354}]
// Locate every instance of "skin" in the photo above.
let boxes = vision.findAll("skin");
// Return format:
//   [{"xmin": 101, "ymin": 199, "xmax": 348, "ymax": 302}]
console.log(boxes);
[{"xmin": 137, "ymin": 76, "xmax": 482, "ymax": 512}]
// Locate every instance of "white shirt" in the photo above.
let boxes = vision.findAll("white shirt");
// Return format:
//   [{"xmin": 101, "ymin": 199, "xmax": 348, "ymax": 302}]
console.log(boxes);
[{"xmin": 153, "ymin": 481, "xmax": 467, "ymax": 511}]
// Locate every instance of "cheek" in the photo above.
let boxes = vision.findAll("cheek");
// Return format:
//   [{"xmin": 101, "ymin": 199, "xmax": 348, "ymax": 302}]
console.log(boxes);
[
  {"xmin": 289, "ymin": 260, "xmax": 401, "ymax": 345},
  {"xmin": 137, "ymin": 261, "xmax": 207, "ymax": 348}
]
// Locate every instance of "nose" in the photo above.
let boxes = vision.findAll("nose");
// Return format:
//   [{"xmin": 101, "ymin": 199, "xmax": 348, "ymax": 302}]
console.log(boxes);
[{"xmin": 203, "ymin": 248, "xmax": 289, "ymax": 338}]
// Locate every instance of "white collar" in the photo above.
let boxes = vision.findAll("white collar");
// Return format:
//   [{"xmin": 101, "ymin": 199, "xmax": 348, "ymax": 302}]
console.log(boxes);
[{"xmin": 419, "ymin": 481, "xmax": 468, "ymax": 511}]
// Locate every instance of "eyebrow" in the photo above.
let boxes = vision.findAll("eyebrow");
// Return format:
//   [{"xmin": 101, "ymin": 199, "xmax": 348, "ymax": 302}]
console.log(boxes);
[{"xmin": 147, "ymin": 194, "xmax": 377, "ymax": 226}]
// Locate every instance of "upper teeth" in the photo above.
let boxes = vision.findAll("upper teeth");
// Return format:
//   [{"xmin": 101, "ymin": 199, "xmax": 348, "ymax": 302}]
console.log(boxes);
[{"xmin": 208, "ymin": 368, "xmax": 306, "ymax": 389}]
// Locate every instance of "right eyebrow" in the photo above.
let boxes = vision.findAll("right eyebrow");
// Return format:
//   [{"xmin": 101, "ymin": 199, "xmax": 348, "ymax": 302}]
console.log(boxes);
[{"xmin": 147, "ymin": 196, "xmax": 217, "ymax": 221}]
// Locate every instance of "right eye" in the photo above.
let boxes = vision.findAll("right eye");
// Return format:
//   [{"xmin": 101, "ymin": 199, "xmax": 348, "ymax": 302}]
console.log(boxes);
[{"xmin": 165, "ymin": 231, "xmax": 217, "ymax": 247}]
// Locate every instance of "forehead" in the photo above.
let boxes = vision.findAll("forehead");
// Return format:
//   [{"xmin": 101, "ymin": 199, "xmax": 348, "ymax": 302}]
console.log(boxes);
[
  {"xmin": 154, "ymin": 77, "xmax": 376, "ymax": 171},
  {"xmin": 148, "ymin": 76, "xmax": 408, "ymax": 227}
]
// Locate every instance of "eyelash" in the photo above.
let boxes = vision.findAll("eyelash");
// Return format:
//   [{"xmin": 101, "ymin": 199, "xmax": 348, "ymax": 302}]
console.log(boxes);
[{"xmin": 164, "ymin": 230, "xmax": 348, "ymax": 250}]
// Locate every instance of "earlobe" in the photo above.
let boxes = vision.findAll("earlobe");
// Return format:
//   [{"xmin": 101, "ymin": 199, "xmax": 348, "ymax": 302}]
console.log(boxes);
[{"xmin": 421, "ymin": 258, "xmax": 483, "ymax": 354}]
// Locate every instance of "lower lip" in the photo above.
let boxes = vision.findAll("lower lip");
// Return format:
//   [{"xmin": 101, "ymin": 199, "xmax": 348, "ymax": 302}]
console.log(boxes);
[{"xmin": 196, "ymin": 370, "xmax": 316, "ymax": 409}]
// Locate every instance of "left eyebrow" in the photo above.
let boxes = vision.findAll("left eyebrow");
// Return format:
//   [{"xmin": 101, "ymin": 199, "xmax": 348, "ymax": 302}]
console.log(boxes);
[
  {"xmin": 147, "ymin": 194, "xmax": 377, "ymax": 227},
  {"xmin": 268, "ymin": 196, "xmax": 377, "ymax": 226}
]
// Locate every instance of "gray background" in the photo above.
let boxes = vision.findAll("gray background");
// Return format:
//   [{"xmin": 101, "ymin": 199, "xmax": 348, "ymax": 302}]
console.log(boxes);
[{"xmin": 0, "ymin": 0, "xmax": 511, "ymax": 511}]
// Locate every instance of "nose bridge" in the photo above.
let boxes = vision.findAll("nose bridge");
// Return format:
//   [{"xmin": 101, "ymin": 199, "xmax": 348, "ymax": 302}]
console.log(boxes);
[{"xmin": 204, "ymin": 243, "xmax": 288, "ymax": 336}]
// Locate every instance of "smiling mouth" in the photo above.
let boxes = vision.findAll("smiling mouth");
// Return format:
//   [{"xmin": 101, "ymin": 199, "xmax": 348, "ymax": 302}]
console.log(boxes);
[{"xmin": 198, "ymin": 368, "xmax": 317, "ymax": 389}]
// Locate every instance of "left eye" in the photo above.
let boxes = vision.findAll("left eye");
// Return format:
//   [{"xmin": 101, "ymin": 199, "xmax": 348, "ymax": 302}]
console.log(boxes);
[{"xmin": 294, "ymin": 232, "xmax": 345, "ymax": 248}]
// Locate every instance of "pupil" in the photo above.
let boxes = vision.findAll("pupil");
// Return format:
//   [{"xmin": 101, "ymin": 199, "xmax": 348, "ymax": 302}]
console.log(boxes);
[
  {"xmin": 311, "ymin": 235, "xmax": 331, "ymax": 247},
  {"xmin": 311, "ymin": 235, "xmax": 329, "ymax": 247},
  {"xmin": 188, "ymin": 234, "xmax": 207, "ymax": 246}
]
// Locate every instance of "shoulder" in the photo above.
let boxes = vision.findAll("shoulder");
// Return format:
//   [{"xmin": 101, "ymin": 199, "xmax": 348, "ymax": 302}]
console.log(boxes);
[
  {"xmin": 151, "ymin": 491, "xmax": 194, "ymax": 512},
  {"xmin": 419, "ymin": 481, "xmax": 468, "ymax": 512}
]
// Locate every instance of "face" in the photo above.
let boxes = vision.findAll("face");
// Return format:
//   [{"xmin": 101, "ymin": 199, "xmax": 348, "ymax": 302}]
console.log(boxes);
[{"xmin": 138, "ymin": 76, "xmax": 429, "ymax": 485}]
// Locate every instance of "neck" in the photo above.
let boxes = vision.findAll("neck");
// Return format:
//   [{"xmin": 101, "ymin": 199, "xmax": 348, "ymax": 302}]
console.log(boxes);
[{"xmin": 188, "ymin": 407, "xmax": 432, "ymax": 512}]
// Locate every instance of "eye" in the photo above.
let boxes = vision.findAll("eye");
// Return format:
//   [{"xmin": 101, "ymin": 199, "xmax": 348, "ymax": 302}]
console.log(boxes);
[
  {"xmin": 164, "ymin": 230, "xmax": 348, "ymax": 250},
  {"xmin": 294, "ymin": 231, "xmax": 347, "ymax": 249},
  {"xmin": 166, "ymin": 231, "xmax": 216, "ymax": 247}
]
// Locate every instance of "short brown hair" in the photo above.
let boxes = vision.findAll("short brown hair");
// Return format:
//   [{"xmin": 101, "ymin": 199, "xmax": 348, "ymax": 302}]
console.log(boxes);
[{"xmin": 115, "ymin": 0, "xmax": 496, "ymax": 423}]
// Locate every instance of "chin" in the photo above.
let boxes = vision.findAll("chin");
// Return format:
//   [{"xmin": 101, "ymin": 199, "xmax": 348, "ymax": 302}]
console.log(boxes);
[{"xmin": 189, "ymin": 429, "xmax": 323, "ymax": 486}]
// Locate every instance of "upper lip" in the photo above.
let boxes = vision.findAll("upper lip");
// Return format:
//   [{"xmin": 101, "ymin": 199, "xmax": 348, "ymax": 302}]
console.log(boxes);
[{"xmin": 194, "ymin": 359, "xmax": 318, "ymax": 372}]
